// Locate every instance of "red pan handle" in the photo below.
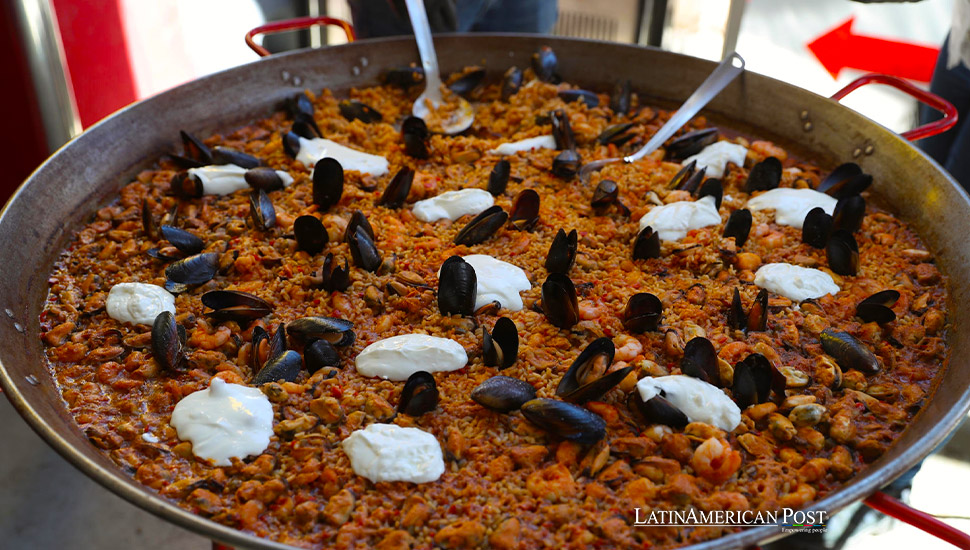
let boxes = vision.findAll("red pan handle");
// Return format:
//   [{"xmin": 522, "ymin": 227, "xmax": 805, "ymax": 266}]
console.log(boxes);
[
  {"xmin": 865, "ymin": 491, "xmax": 970, "ymax": 549},
  {"xmin": 831, "ymin": 73, "xmax": 958, "ymax": 142},
  {"xmin": 245, "ymin": 16, "xmax": 356, "ymax": 57}
]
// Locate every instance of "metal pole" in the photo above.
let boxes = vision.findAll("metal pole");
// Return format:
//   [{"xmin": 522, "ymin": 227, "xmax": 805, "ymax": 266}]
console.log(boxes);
[{"xmin": 722, "ymin": 0, "xmax": 746, "ymax": 60}]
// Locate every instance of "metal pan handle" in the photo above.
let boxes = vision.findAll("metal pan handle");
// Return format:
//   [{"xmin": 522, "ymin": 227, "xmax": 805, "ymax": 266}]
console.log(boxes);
[
  {"xmin": 865, "ymin": 491, "xmax": 970, "ymax": 549},
  {"xmin": 245, "ymin": 16, "xmax": 356, "ymax": 57},
  {"xmin": 831, "ymin": 73, "xmax": 957, "ymax": 142}
]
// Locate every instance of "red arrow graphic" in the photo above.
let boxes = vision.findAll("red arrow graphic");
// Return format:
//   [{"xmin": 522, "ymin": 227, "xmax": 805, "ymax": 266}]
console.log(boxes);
[{"xmin": 807, "ymin": 17, "xmax": 939, "ymax": 82}]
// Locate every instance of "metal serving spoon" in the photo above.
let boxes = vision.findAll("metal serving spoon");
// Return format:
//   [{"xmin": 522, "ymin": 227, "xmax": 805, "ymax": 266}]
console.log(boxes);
[
  {"xmin": 579, "ymin": 52, "xmax": 746, "ymax": 184},
  {"xmin": 404, "ymin": 0, "xmax": 474, "ymax": 134}
]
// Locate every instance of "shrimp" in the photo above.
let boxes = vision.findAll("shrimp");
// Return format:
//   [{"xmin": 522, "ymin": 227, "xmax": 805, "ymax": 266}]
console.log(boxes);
[
  {"xmin": 614, "ymin": 334, "xmax": 643, "ymax": 361},
  {"xmin": 690, "ymin": 437, "xmax": 741, "ymax": 484}
]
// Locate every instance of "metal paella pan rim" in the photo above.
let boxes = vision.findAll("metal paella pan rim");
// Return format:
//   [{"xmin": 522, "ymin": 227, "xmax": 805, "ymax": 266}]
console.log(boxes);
[{"xmin": 0, "ymin": 34, "xmax": 968, "ymax": 550}]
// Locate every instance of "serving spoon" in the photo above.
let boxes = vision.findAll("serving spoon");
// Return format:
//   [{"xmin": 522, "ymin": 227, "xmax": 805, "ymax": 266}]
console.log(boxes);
[
  {"xmin": 579, "ymin": 52, "xmax": 746, "ymax": 184},
  {"xmin": 404, "ymin": 0, "xmax": 475, "ymax": 134}
]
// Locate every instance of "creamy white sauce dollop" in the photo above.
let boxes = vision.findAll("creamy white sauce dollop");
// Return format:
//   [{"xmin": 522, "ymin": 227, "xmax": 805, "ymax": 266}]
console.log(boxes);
[
  {"xmin": 341, "ymin": 423, "xmax": 444, "ymax": 484},
  {"xmin": 169, "ymin": 378, "xmax": 274, "ymax": 466},
  {"xmin": 457, "ymin": 254, "xmax": 532, "ymax": 311},
  {"xmin": 355, "ymin": 334, "xmax": 467, "ymax": 381},
  {"xmin": 747, "ymin": 188, "xmax": 837, "ymax": 229},
  {"xmin": 683, "ymin": 141, "xmax": 747, "ymax": 178},
  {"xmin": 638, "ymin": 195, "xmax": 721, "ymax": 241},
  {"xmin": 488, "ymin": 135, "xmax": 557, "ymax": 156},
  {"xmin": 105, "ymin": 283, "xmax": 176, "ymax": 325},
  {"xmin": 754, "ymin": 263, "xmax": 840, "ymax": 301},
  {"xmin": 298, "ymin": 137, "xmax": 389, "ymax": 176},
  {"xmin": 187, "ymin": 164, "xmax": 293, "ymax": 196},
  {"xmin": 412, "ymin": 189, "xmax": 495, "ymax": 222},
  {"xmin": 636, "ymin": 375, "xmax": 741, "ymax": 431}
]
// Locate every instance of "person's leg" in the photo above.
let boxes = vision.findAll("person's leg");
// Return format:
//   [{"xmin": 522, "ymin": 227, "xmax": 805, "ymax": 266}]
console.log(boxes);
[
  {"xmin": 918, "ymin": 33, "xmax": 970, "ymax": 188},
  {"xmin": 467, "ymin": 0, "xmax": 558, "ymax": 33}
]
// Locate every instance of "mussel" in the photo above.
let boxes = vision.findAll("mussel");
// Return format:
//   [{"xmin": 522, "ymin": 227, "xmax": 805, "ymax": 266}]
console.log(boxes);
[
  {"xmin": 312, "ymin": 158, "xmax": 344, "ymax": 210},
  {"xmin": 294, "ymin": 215, "xmax": 328, "ymax": 256},
  {"xmin": 668, "ymin": 160, "xmax": 697, "ymax": 190},
  {"xmin": 744, "ymin": 157, "xmax": 782, "ymax": 192},
  {"xmin": 680, "ymin": 337, "xmax": 719, "ymax": 386},
  {"xmin": 666, "ymin": 128, "xmax": 717, "ymax": 162},
  {"xmin": 856, "ymin": 289, "xmax": 900, "ymax": 324},
  {"xmin": 541, "ymin": 273, "xmax": 579, "ymax": 329},
  {"xmin": 142, "ymin": 199, "xmax": 159, "ymax": 240},
  {"xmin": 338, "ymin": 99, "xmax": 382, "ymax": 123},
  {"xmin": 438, "ymin": 255, "xmax": 477, "ymax": 316},
  {"xmin": 546, "ymin": 229, "xmax": 577, "ymax": 274},
  {"xmin": 591, "ymin": 180, "xmax": 630, "ymax": 215},
  {"xmin": 249, "ymin": 324, "xmax": 269, "ymax": 371},
  {"xmin": 471, "ymin": 375, "xmax": 536, "ymax": 412},
  {"xmin": 180, "ymin": 130, "xmax": 212, "ymax": 165},
  {"xmin": 287, "ymin": 316, "xmax": 355, "ymax": 347},
  {"xmin": 723, "ymin": 209, "xmax": 752, "ymax": 247},
  {"xmin": 171, "ymin": 172, "xmax": 203, "ymax": 199},
  {"xmin": 245, "ymin": 167, "xmax": 287, "ymax": 192},
  {"xmin": 448, "ymin": 67, "xmax": 485, "ymax": 97},
  {"xmin": 623, "ymin": 293, "xmax": 663, "ymax": 333},
  {"xmin": 727, "ymin": 288, "xmax": 768, "ymax": 332},
  {"xmin": 832, "ymin": 195, "xmax": 866, "ymax": 233},
  {"xmin": 732, "ymin": 353, "xmax": 774, "ymax": 409},
  {"xmin": 319, "ymin": 253, "xmax": 351, "ymax": 292},
  {"xmin": 253, "ymin": 350, "xmax": 302, "ymax": 385},
  {"xmin": 632, "ymin": 226, "xmax": 661, "ymax": 260},
  {"xmin": 488, "ymin": 160, "xmax": 511, "ymax": 196},
  {"xmin": 454, "ymin": 205, "xmax": 508, "ymax": 245},
  {"xmin": 211, "ymin": 147, "xmax": 261, "ymax": 169},
  {"xmin": 348, "ymin": 226, "xmax": 382, "ymax": 272},
  {"xmin": 820, "ymin": 329, "xmax": 880, "ymax": 374},
  {"xmin": 292, "ymin": 113, "xmax": 322, "ymax": 140},
  {"xmin": 596, "ymin": 122, "xmax": 635, "ymax": 146},
  {"xmin": 305, "ymin": 339, "xmax": 340, "ymax": 372},
  {"xmin": 482, "ymin": 317, "xmax": 519, "ymax": 369},
  {"xmin": 501, "ymin": 66, "xmax": 523, "ymax": 101},
  {"xmin": 556, "ymin": 337, "xmax": 632, "ymax": 403},
  {"xmin": 160, "ymin": 225, "xmax": 204, "ymax": 256},
  {"xmin": 269, "ymin": 324, "xmax": 287, "ymax": 361},
  {"xmin": 802, "ymin": 207, "xmax": 833, "ymax": 249},
  {"xmin": 508, "ymin": 189, "xmax": 540, "ymax": 231},
  {"xmin": 817, "ymin": 162, "xmax": 872, "ymax": 199},
  {"xmin": 281, "ymin": 131, "xmax": 302, "ymax": 158},
  {"xmin": 696, "ymin": 178, "xmax": 723, "ymax": 209},
  {"xmin": 521, "ymin": 398, "xmax": 606, "ymax": 444},
  {"xmin": 531, "ymin": 46, "xmax": 559, "ymax": 83},
  {"xmin": 345, "ymin": 210, "xmax": 376, "ymax": 243},
  {"xmin": 827, "ymin": 229, "xmax": 859, "ymax": 276},
  {"xmin": 398, "ymin": 371, "xmax": 439, "ymax": 416},
  {"xmin": 151, "ymin": 311, "xmax": 186, "ymax": 372},
  {"xmin": 630, "ymin": 393, "xmax": 689, "ymax": 429},
  {"xmin": 249, "ymin": 189, "xmax": 276, "ymax": 231},
  {"xmin": 382, "ymin": 65, "xmax": 424, "ymax": 89},
  {"xmin": 610, "ymin": 79, "xmax": 631, "ymax": 116},
  {"xmin": 288, "ymin": 92, "xmax": 320, "ymax": 136},
  {"xmin": 201, "ymin": 290, "xmax": 272, "ymax": 322},
  {"xmin": 378, "ymin": 167, "xmax": 414, "ymax": 209},
  {"xmin": 401, "ymin": 116, "xmax": 430, "ymax": 159},
  {"xmin": 558, "ymin": 89, "xmax": 599, "ymax": 108},
  {"xmin": 165, "ymin": 252, "xmax": 220, "ymax": 285}
]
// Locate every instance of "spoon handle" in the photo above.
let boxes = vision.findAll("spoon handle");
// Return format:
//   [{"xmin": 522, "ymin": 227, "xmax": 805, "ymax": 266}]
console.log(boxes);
[
  {"xmin": 405, "ymin": 0, "xmax": 444, "ymax": 101},
  {"xmin": 625, "ymin": 52, "xmax": 745, "ymax": 164}
]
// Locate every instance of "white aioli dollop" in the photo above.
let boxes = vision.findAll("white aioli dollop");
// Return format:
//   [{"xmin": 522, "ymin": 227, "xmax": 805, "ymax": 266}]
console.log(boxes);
[
  {"xmin": 488, "ymin": 135, "xmax": 557, "ymax": 156},
  {"xmin": 747, "ymin": 188, "xmax": 837, "ymax": 229},
  {"xmin": 682, "ymin": 141, "xmax": 748, "ymax": 178},
  {"xmin": 412, "ymin": 189, "xmax": 495, "ymax": 222},
  {"xmin": 355, "ymin": 334, "xmax": 467, "ymax": 381},
  {"xmin": 341, "ymin": 423, "xmax": 444, "ymax": 484},
  {"xmin": 187, "ymin": 164, "xmax": 293, "ymax": 196},
  {"xmin": 170, "ymin": 378, "xmax": 274, "ymax": 466},
  {"xmin": 636, "ymin": 375, "xmax": 741, "ymax": 431},
  {"xmin": 638, "ymin": 195, "xmax": 721, "ymax": 241},
  {"xmin": 754, "ymin": 263, "xmax": 840, "ymax": 302},
  {"xmin": 453, "ymin": 254, "xmax": 532, "ymax": 311},
  {"xmin": 105, "ymin": 283, "xmax": 176, "ymax": 325},
  {"xmin": 298, "ymin": 137, "xmax": 389, "ymax": 176}
]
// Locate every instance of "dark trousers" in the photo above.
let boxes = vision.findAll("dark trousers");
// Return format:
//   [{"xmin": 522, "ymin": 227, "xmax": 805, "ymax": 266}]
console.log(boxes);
[{"xmin": 919, "ymin": 33, "xmax": 970, "ymax": 190}]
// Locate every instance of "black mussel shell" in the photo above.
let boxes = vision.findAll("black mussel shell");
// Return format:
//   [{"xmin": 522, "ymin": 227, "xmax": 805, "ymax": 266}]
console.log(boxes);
[
  {"xmin": 558, "ymin": 89, "xmax": 599, "ymax": 108},
  {"xmin": 556, "ymin": 337, "xmax": 631, "ymax": 403},
  {"xmin": 611, "ymin": 79, "xmax": 631, "ymax": 115},
  {"xmin": 833, "ymin": 195, "xmax": 866, "ymax": 233},
  {"xmin": 623, "ymin": 293, "xmax": 662, "ymax": 333},
  {"xmin": 269, "ymin": 324, "xmax": 287, "ymax": 362},
  {"xmin": 454, "ymin": 205, "xmax": 508, "ymax": 245},
  {"xmin": 541, "ymin": 273, "xmax": 579, "ymax": 329},
  {"xmin": 294, "ymin": 215, "xmax": 328, "ymax": 255},
  {"xmin": 631, "ymin": 393, "xmax": 689, "ymax": 429},
  {"xmin": 818, "ymin": 162, "xmax": 872, "ymax": 199},
  {"xmin": 679, "ymin": 166, "xmax": 707, "ymax": 195},
  {"xmin": 732, "ymin": 353, "xmax": 773, "ymax": 409},
  {"xmin": 509, "ymin": 189, "xmax": 540, "ymax": 231},
  {"xmin": 378, "ymin": 167, "xmax": 414, "ymax": 209},
  {"xmin": 727, "ymin": 288, "xmax": 745, "ymax": 331},
  {"xmin": 349, "ymin": 226, "xmax": 382, "ymax": 272},
  {"xmin": 501, "ymin": 66, "xmax": 523, "ymax": 101},
  {"xmin": 521, "ymin": 398, "xmax": 606, "ymax": 444},
  {"xmin": 401, "ymin": 116, "xmax": 430, "ymax": 159},
  {"xmin": 320, "ymin": 253, "xmax": 351, "ymax": 292},
  {"xmin": 680, "ymin": 337, "xmax": 719, "ymax": 386},
  {"xmin": 245, "ymin": 167, "xmax": 286, "ymax": 192},
  {"xmin": 165, "ymin": 252, "xmax": 219, "ymax": 285},
  {"xmin": 151, "ymin": 311, "xmax": 185, "ymax": 372},
  {"xmin": 201, "ymin": 290, "xmax": 272, "ymax": 322},
  {"xmin": 160, "ymin": 225, "xmax": 203, "ymax": 255},
  {"xmin": 345, "ymin": 210, "xmax": 376, "ymax": 243},
  {"xmin": 282, "ymin": 131, "xmax": 302, "ymax": 158},
  {"xmin": 592, "ymin": 180, "xmax": 619, "ymax": 211},
  {"xmin": 382, "ymin": 65, "xmax": 425, "ymax": 89},
  {"xmin": 251, "ymin": 326, "xmax": 269, "ymax": 371},
  {"xmin": 488, "ymin": 160, "xmax": 511, "ymax": 196},
  {"xmin": 552, "ymin": 149, "xmax": 581, "ymax": 180},
  {"xmin": 211, "ymin": 147, "xmax": 261, "ymax": 169},
  {"xmin": 252, "ymin": 350, "xmax": 302, "ymax": 385},
  {"xmin": 448, "ymin": 67, "xmax": 486, "ymax": 97},
  {"xmin": 472, "ymin": 375, "xmax": 536, "ymax": 412},
  {"xmin": 856, "ymin": 290, "xmax": 900, "ymax": 324},
  {"xmin": 288, "ymin": 316, "xmax": 355, "ymax": 347},
  {"xmin": 747, "ymin": 289, "xmax": 768, "ymax": 332},
  {"xmin": 723, "ymin": 209, "xmax": 752, "ymax": 247},
  {"xmin": 633, "ymin": 226, "xmax": 661, "ymax": 260},
  {"xmin": 289, "ymin": 92, "xmax": 315, "ymax": 119},
  {"xmin": 180, "ymin": 130, "xmax": 212, "ymax": 164},
  {"xmin": 142, "ymin": 199, "xmax": 159, "ymax": 240},
  {"xmin": 668, "ymin": 160, "xmax": 696, "ymax": 190},
  {"xmin": 292, "ymin": 113, "xmax": 322, "ymax": 139},
  {"xmin": 312, "ymin": 158, "xmax": 344, "ymax": 210},
  {"xmin": 398, "ymin": 371, "xmax": 439, "ymax": 416},
  {"xmin": 338, "ymin": 99, "xmax": 382, "ymax": 123},
  {"xmin": 696, "ymin": 178, "xmax": 723, "ymax": 209},
  {"xmin": 163, "ymin": 280, "xmax": 191, "ymax": 295},
  {"xmin": 483, "ymin": 317, "xmax": 519, "ymax": 369},
  {"xmin": 438, "ymin": 255, "xmax": 477, "ymax": 316},
  {"xmin": 550, "ymin": 109, "xmax": 575, "ymax": 151},
  {"xmin": 305, "ymin": 339, "xmax": 340, "ymax": 372},
  {"xmin": 821, "ymin": 329, "xmax": 880, "ymax": 374},
  {"xmin": 171, "ymin": 172, "xmax": 203, "ymax": 199},
  {"xmin": 827, "ymin": 229, "xmax": 859, "ymax": 276},
  {"xmin": 666, "ymin": 128, "xmax": 717, "ymax": 162},
  {"xmin": 546, "ymin": 229, "xmax": 578, "ymax": 274},
  {"xmin": 745, "ymin": 157, "xmax": 782, "ymax": 192},
  {"xmin": 597, "ymin": 122, "xmax": 635, "ymax": 146},
  {"xmin": 802, "ymin": 207, "xmax": 833, "ymax": 249},
  {"xmin": 249, "ymin": 189, "xmax": 276, "ymax": 231},
  {"xmin": 531, "ymin": 46, "xmax": 559, "ymax": 83}
]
